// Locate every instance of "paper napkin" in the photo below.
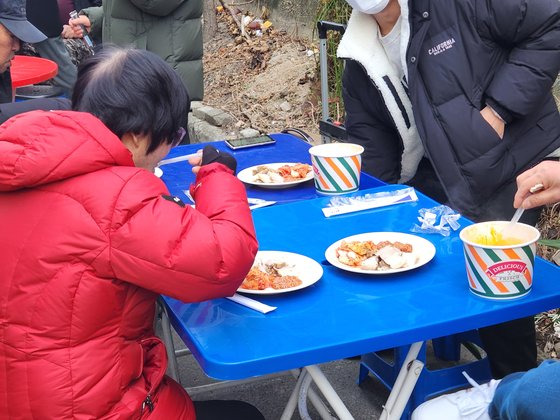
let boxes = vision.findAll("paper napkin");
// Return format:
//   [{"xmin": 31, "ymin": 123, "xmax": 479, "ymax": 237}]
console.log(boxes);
[{"xmin": 226, "ymin": 293, "xmax": 277, "ymax": 313}]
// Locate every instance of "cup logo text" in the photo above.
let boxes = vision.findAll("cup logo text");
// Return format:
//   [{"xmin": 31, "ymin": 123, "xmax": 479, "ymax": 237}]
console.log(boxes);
[{"xmin": 486, "ymin": 261, "xmax": 527, "ymax": 283}]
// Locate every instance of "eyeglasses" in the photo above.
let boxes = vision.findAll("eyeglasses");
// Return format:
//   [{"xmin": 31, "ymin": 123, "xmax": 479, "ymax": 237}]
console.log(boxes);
[{"xmin": 171, "ymin": 127, "xmax": 186, "ymax": 146}]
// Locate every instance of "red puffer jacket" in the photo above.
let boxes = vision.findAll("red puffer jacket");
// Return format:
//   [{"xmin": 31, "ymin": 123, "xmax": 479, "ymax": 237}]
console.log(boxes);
[{"xmin": 0, "ymin": 111, "xmax": 258, "ymax": 419}]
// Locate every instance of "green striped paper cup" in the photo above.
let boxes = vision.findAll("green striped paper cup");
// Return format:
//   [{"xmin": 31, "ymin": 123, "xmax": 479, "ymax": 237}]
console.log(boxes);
[
  {"xmin": 459, "ymin": 221, "xmax": 540, "ymax": 300},
  {"xmin": 308, "ymin": 143, "xmax": 364, "ymax": 195}
]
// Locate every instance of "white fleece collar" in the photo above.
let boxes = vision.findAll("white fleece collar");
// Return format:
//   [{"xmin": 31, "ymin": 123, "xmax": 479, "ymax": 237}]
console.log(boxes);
[{"xmin": 337, "ymin": 2, "xmax": 424, "ymax": 183}]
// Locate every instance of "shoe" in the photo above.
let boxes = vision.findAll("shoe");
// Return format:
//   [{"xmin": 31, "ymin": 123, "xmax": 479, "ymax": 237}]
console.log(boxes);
[{"xmin": 411, "ymin": 372, "xmax": 501, "ymax": 420}]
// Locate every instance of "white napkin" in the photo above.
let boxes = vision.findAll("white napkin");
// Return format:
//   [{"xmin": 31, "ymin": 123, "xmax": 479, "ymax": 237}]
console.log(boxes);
[{"xmin": 226, "ymin": 293, "xmax": 277, "ymax": 313}]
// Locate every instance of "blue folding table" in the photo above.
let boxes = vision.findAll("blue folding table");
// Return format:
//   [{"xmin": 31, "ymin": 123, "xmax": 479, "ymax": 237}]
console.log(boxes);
[
  {"xmin": 159, "ymin": 134, "xmax": 560, "ymax": 419},
  {"xmin": 160, "ymin": 132, "xmax": 384, "ymax": 205}
]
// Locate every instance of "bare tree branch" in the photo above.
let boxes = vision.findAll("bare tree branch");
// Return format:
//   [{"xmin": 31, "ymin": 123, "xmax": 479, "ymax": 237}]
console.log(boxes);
[{"xmin": 218, "ymin": 0, "xmax": 253, "ymax": 44}]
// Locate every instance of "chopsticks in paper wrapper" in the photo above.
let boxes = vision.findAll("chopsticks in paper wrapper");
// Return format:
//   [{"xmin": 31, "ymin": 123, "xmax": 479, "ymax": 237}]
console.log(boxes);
[
  {"xmin": 159, "ymin": 152, "xmax": 201, "ymax": 166},
  {"xmin": 226, "ymin": 293, "xmax": 277, "ymax": 313},
  {"xmin": 322, "ymin": 187, "xmax": 418, "ymax": 218}
]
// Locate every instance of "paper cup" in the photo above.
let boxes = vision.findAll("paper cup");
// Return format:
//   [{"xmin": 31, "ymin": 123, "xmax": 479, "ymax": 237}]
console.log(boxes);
[
  {"xmin": 308, "ymin": 143, "xmax": 364, "ymax": 195},
  {"xmin": 459, "ymin": 221, "xmax": 540, "ymax": 300}
]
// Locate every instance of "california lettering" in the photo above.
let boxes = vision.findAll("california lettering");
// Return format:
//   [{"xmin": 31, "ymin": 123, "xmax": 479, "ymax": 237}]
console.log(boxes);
[{"xmin": 428, "ymin": 38, "xmax": 456, "ymax": 56}]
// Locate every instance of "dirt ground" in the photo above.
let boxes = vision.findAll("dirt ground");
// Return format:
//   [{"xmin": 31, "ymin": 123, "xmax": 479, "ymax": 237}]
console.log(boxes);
[{"xmin": 203, "ymin": 9, "xmax": 321, "ymax": 140}]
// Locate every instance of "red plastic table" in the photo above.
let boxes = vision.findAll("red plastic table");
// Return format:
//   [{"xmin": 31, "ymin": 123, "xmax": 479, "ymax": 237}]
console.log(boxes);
[{"xmin": 10, "ymin": 55, "xmax": 58, "ymax": 88}]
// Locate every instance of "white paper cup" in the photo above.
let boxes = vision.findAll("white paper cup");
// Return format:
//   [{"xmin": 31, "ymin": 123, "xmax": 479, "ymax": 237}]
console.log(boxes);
[
  {"xmin": 308, "ymin": 143, "xmax": 364, "ymax": 195},
  {"xmin": 459, "ymin": 221, "xmax": 540, "ymax": 300}
]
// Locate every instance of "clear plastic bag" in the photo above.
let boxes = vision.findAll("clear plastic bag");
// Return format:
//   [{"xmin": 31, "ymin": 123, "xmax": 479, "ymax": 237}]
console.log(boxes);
[{"xmin": 411, "ymin": 205, "xmax": 461, "ymax": 236}]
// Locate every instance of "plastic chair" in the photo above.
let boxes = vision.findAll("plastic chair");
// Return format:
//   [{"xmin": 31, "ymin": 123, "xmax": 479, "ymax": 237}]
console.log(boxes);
[{"xmin": 358, "ymin": 330, "xmax": 492, "ymax": 420}]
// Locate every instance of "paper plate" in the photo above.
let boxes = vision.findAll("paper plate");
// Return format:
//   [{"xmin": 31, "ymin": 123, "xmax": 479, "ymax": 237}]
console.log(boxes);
[
  {"xmin": 238, "ymin": 250, "xmax": 323, "ymax": 294},
  {"xmin": 325, "ymin": 232, "xmax": 436, "ymax": 274},
  {"xmin": 237, "ymin": 163, "xmax": 313, "ymax": 189}
]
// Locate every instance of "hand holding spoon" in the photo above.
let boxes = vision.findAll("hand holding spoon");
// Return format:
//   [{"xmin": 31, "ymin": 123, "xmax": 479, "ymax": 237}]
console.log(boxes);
[{"xmin": 503, "ymin": 183, "xmax": 544, "ymax": 233}]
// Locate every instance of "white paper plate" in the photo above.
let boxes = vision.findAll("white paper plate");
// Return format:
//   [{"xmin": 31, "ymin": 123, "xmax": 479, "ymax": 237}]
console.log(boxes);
[
  {"xmin": 237, "ymin": 163, "xmax": 313, "ymax": 189},
  {"xmin": 325, "ymin": 232, "xmax": 436, "ymax": 275},
  {"xmin": 238, "ymin": 250, "xmax": 323, "ymax": 295}
]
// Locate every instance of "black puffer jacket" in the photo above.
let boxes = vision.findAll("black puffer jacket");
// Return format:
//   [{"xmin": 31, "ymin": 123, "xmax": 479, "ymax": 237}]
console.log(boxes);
[
  {"xmin": 0, "ymin": 72, "xmax": 11, "ymax": 105},
  {"xmin": 26, "ymin": 0, "xmax": 62, "ymax": 38},
  {"xmin": 339, "ymin": 0, "xmax": 560, "ymax": 219}
]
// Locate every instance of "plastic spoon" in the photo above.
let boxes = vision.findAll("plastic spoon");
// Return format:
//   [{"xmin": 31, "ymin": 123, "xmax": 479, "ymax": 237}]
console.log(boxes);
[{"xmin": 502, "ymin": 183, "xmax": 544, "ymax": 234}]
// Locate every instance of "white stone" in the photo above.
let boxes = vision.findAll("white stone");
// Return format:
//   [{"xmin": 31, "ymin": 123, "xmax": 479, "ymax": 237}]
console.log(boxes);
[
  {"xmin": 187, "ymin": 115, "xmax": 227, "ymax": 143},
  {"xmin": 239, "ymin": 128, "xmax": 260, "ymax": 138},
  {"xmin": 552, "ymin": 249, "xmax": 560, "ymax": 266},
  {"xmin": 208, "ymin": 111, "xmax": 234, "ymax": 127},
  {"xmin": 280, "ymin": 101, "xmax": 292, "ymax": 112},
  {"xmin": 192, "ymin": 106, "xmax": 216, "ymax": 122}
]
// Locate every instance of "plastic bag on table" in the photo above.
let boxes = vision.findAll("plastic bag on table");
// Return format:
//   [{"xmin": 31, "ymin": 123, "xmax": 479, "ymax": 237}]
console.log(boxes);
[{"xmin": 411, "ymin": 205, "xmax": 461, "ymax": 236}]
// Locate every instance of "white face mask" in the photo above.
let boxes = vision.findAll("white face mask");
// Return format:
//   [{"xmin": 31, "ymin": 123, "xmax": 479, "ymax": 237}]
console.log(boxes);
[{"xmin": 345, "ymin": 0, "xmax": 391, "ymax": 14}]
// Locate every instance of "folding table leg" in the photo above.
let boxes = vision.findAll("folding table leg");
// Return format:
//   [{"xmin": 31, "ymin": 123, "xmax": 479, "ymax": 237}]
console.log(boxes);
[
  {"xmin": 281, "ymin": 366, "xmax": 352, "ymax": 420},
  {"xmin": 158, "ymin": 299, "xmax": 180, "ymax": 382},
  {"xmin": 280, "ymin": 369, "xmax": 307, "ymax": 420},
  {"xmin": 304, "ymin": 365, "xmax": 354, "ymax": 420},
  {"xmin": 307, "ymin": 388, "xmax": 337, "ymax": 420},
  {"xmin": 380, "ymin": 341, "xmax": 424, "ymax": 420},
  {"xmin": 297, "ymin": 370, "xmax": 314, "ymax": 420},
  {"xmin": 285, "ymin": 369, "xmax": 337, "ymax": 420},
  {"xmin": 297, "ymin": 369, "xmax": 337, "ymax": 420},
  {"xmin": 390, "ymin": 360, "xmax": 424, "ymax": 418}
]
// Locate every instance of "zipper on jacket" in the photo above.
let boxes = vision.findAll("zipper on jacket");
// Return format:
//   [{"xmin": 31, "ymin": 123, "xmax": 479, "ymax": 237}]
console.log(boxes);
[{"xmin": 142, "ymin": 394, "xmax": 154, "ymax": 413}]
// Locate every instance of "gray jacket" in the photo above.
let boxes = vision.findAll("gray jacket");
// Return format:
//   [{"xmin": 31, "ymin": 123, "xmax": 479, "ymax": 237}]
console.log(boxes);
[{"xmin": 84, "ymin": 0, "xmax": 203, "ymax": 100}]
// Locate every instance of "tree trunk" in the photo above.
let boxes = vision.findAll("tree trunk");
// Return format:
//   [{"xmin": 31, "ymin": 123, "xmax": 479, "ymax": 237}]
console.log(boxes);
[{"xmin": 203, "ymin": 0, "xmax": 217, "ymax": 43}]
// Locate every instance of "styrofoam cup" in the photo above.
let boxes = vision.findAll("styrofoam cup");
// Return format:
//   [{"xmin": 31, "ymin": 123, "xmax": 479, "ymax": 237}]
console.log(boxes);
[{"xmin": 308, "ymin": 143, "xmax": 364, "ymax": 195}]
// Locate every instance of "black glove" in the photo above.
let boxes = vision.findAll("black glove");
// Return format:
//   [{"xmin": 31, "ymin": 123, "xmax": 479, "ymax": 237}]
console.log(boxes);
[{"xmin": 200, "ymin": 145, "xmax": 237, "ymax": 172}]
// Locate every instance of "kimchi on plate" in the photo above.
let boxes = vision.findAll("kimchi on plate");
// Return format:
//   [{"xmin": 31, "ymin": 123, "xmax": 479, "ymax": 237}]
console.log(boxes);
[
  {"xmin": 237, "ymin": 163, "xmax": 313, "ymax": 189},
  {"xmin": 237, "ymin": 251, "xmax": 323, "ymax": 295}
]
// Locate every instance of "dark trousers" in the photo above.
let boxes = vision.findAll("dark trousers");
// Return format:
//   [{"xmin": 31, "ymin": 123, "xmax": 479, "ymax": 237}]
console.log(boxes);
[
  {"xmin": 409, "ymin": 158, "xmax": 538, "ymax": 378},
  {"xmin": 194, "ymin": 400, "xmax": 265, "ymax": 420}
]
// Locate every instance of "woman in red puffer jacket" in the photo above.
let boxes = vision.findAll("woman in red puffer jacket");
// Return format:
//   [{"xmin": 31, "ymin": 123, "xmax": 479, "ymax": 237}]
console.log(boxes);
[{"xmin": 0, "ymin": 47, "xmax": 261, "ymax": 419}]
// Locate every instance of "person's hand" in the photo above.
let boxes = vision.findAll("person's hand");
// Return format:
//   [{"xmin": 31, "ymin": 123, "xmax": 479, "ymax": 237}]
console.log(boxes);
[
  {"xmin": 188, "ymin": 150, "xmax": 203, "ymax": 175},
  {"xmin": 61, "ymin": 25, "xmax": 77, "ymax": 39},
  {"xmin": 513, "ymin": 160, "xmax": 560, "ymax": 209},
  {"xmin": 199, "ymin": 145, "xmax": 237, "ymax": 172},
  {"xmin": 188, "ymin": 146, "xmax": 237, "ymax": 174},
  {"xmin": 480, "ymin": 106, "xmax": 505, "ymax": 139},
  {"xmin": 68, "ymin": 15, "xmax": 91, "ymax": 38}
]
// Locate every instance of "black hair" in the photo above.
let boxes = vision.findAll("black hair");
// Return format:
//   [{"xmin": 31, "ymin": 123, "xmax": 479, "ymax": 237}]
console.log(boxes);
[{"xmin": 72, "ymin": 46, "xmax": 190, "ymax": 154}]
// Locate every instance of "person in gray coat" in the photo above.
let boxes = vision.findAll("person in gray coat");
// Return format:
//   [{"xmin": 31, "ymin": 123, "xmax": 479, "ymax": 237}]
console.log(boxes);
[{"xmin": 67, "ymin": 0, "xmax": 204, "ymax": 101}]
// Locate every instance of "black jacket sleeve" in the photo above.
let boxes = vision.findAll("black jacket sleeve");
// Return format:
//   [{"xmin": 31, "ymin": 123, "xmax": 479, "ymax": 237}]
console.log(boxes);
[
  {"xmin": 0, "ymin": 71, "xmax": 12, "ymax": 105},
  {"xmin": 0, "ymin": 98, "xmax": 71, "ymax": 125},
  {"xmin": 342, "ymin": 60, "xmax": 402, "ymax": 183},
  {"xmin": 479, "ymin": 0, "xmax": 560, "ymax": 122}
]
